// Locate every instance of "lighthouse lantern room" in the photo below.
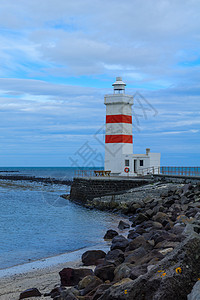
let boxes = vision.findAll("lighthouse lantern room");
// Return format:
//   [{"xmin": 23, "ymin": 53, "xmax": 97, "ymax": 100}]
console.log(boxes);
[{"xmin": 104, "ymin": 77, "xmax": 160, "ymax": 176}]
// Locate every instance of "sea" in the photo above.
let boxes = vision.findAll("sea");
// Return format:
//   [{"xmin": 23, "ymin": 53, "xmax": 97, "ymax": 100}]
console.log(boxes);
[{"xmin": 0, "ymin": 167, "xmax": 120, "ymax": 274}]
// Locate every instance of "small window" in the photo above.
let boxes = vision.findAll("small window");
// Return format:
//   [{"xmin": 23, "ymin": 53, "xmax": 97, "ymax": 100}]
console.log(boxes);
[
  {"xmin": 140, "ymin": 160, "xmax": 144, "ymax": 167},
  {"xmin": 125, "ymin": 160, "xmax": 129, "ymax": 166}
]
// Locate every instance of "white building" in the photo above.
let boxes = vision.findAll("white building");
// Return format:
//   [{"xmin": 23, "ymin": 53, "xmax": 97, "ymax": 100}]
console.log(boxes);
[{"xmin": 104, "ymin": 77, "xmax": 160, "ymax": 176}]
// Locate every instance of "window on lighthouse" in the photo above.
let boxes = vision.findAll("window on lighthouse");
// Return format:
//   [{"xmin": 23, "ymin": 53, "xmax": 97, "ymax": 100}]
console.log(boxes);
[
  {"xmin": 125, "ymin": 160, "xmax": 129, "ymax": 166},
  {"xmin": 140, "ymin": 160, "xmax": 144, "ymax": 167}
]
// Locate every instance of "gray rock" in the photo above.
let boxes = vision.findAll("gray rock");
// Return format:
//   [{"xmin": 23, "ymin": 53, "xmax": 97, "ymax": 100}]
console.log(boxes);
[
  {"xmin": 78, "ymin": 275, "xmax": 102, "ymax": 296},
  {"xmin": 130, "ymin": 264, "xmax": 148, "ymax": 280},
  {"xmin": 127, "ymin": 230, "xmax": 140, "ymax": 239},
  {"xmin": 152, "ymin": 221, "xmax": 163, "ymax": 229},
  {"xmin": 105, "ymin": 249, "xmax": 125, "ymax": 266},
  {"xmin": 118, "ymin": 220, "xmax": 130, "ymax": 230},
  {"xmin": 60, "ymin": 290, "xmax": 78, "ymax": 300},
  {"xmin": 114, "ymin": 263, "xmax": 132, "ymax": 281},
  {"xmin": 188, "ymin": 281, "xmax": 200, "ymax": 300},
  {"xmin": 94, "ymin": 264, "xmax": 115, "ymax": 282},
  {"xmin": 133, "ymin": 213, "xmax": 149, "ymax": 225},
  {"xmin": 59, "ymin": 268, "xmax": 94, "ymax": 286},
  {"xmin": 111, "ymin": 235, "xmax": 129, "ymax": 251},
  {"xmin": 104, "ymin": 229, "xmax": 118, "ymax": 240},
  {"xmin": 49, "ymin": 286, "xmax": 66, "ymax": 298},
  {"xmin": 181, "ymin": 195, "xmax": 189, "ymax": 205},
  {"xmin": 82, "ymin": 250, "xmax": 106, "ymax": 266},
  {"xmin": 152, "ymin": 212, "xmax": 167, "ymax": 223},
  {"xmin": 124, "ymin": 246, "xmax": 147, "ymax": 264},
  {"xmin": 92, "ymin": 284, "xmax": 112, "ymax": 300},
  {"xmin": 145, "ymin": 209, "xmax": 154, "ymax": 218},
  {"xmin": 126, "ymin": 236, "xmax": 148, "ymax": 251}
]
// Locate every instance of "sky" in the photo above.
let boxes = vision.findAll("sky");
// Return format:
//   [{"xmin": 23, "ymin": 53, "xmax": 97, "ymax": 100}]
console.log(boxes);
[{"xmin": 0, "ymin": 0, "xmax": 199, "ymax": 167}]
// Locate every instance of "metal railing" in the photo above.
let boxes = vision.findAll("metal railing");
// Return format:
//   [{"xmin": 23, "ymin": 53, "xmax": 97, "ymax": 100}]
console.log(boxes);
[
  {"xmin": 74, "ymin": 167, "xmax": 200, "ymax": 178},
  {"xmin": 74, "ymin": 169, "xmax": 96, "ymax": 177},
  {"xmin": 137, "ymin": 166, "xmax": 160, "ymax": 176},
  {"xmin": 137, "ymin": 166, "xmax": 200, "ymax": 177},
  {"xmin": 74, "ymin": 169, "xmax": 112, "ymax": 178}
]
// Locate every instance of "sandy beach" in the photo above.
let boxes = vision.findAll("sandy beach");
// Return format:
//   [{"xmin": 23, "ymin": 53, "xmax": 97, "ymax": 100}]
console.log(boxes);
[
  {"xmin": 0, "ymin": 263, "xmax": 68, "ymax": 300},
  {"xmin": 0, "ymin": 244, "xmax": 109, "ymax": 300}
]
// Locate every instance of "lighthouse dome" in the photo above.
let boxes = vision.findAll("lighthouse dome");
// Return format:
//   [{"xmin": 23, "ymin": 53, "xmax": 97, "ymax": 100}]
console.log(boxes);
[{"xmin": 112, "ymin": 77, "xmax": 126, "ymax": 94}]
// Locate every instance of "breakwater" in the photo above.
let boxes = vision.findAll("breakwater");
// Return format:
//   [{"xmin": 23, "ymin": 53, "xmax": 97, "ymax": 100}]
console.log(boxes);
[
  {"xmin": 70, "ymin": 175, "xmax": 200, "ymax": 204},
  {"xmin": 0, "ymin": 174, "xmax": 72, "ymax": 185}
]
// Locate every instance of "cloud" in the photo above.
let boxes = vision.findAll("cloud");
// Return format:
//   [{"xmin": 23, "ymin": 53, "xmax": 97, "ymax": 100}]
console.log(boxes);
[
  {"xmin": 0, "ymin": 0, "xmax": 199, "ymax": 166},
  {"xmin": 0, "ymin": 0, "xmax": 199, "ymax": 81}
]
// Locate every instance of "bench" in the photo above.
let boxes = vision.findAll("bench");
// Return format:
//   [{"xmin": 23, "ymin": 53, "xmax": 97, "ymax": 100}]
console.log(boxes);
[{"xmin": 94, "ymin": 170, "xmax": 111, "ymax": 177}]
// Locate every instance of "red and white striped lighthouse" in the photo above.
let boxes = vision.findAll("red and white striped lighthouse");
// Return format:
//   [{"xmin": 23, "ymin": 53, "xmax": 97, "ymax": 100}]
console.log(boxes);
[{"xmin": 104, "ymin": 77, "xmax": 133, "ymax": 174}]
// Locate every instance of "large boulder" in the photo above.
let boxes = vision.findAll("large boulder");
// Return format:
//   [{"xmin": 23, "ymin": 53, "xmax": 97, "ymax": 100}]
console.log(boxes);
[
  {"xmin": 92, "ymin": 284, "xmax": 112, "ymax": 300},
  {"xmin": 124, "ymin": 246, "xmax": 148, "ymax": 264},
  {"xmin": 94, "ymin": 264, "xmax": 115, "ymax": 282},
  {"xmin": 98, "ymin": 224, "xmax": 200, "ymax": 300},
  {"xmin": 78, "ymin": 275, "xmax": 102, "ymax": 296},
  {"xmin": 130, "ymin": 264, "xmax": 148, "ymax": 280},
  {"xmin": 111, "ymin": 235, "xmax": 129, "ymax": 251},
  {"xmin": 118, "ymin": 220, "xmax": 130, "ymax": 230},
  {"xmin": 104, "ymin": 249, "xmax": 125, "ymax": 266},
  {"xmin": 60, "ymin": 289, "xmax": 78, "ymax": 300},
  {"xmin": 127, "ymin": 230, "xmax": 140, "ymax": 239},
  {"xmin": 59, "ymin": 267, "xmax": 94, "ymax": 286},
  {"xmin": 132, "ymin": 213, "xmax": 149, "ymax": 225},
  {"xmin": 48, "ymin": 286, "xmax": 66, "ymax": 298},
  {"xmin": 104, "ymin": 229, "xmax": 118, "ymax": 240},
  {"xmin": 126, "ymin": 236, "xmax": 150, "ymax": 252},
  {"xmin": 114, "ymin": 263, "xmax": 132, "ymax": 281},
  {"xmin": 82, "ymin": 250, "xmax": 106, "ymax": 266}
]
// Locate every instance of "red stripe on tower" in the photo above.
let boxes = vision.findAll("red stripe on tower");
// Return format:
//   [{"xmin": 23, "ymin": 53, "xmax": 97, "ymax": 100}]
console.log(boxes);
[
  {"xmin": 105, "ymin": 135, "xmax": 133, "ymax": 143},
  {"xmin": 106, "ymin": 114, "xmax": 132, "ymax": 124}
]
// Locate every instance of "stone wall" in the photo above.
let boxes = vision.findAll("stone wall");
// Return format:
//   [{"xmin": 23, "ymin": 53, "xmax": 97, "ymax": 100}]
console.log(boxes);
[
  {"xmin": 70, "ymin": 177, "xmax": 153, "ymax": 203},
  {"xmin": 70, "ymin": 175, "xmax": 200, "ymax": 205}
]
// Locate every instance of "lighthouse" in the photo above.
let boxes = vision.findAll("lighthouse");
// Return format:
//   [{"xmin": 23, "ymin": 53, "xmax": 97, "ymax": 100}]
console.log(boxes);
[
  {"xmin": 104, "ymin": 77, "xmax": 134, "ymax": 174},
  {"xmin": 104, "ymin": 77, "xmax": 160, "ymax": 176}
]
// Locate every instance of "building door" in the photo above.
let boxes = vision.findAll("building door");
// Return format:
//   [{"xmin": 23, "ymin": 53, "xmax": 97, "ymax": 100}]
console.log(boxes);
[{"xmin": 134, "ymin": 159, "xmax": 137, "ymax": 173}]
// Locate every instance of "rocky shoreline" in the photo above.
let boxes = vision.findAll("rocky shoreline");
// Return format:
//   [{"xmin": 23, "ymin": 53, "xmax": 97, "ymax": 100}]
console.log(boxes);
[{"xmin": 18, "ymin": 181, "xmax": 200, "ymax": 299}]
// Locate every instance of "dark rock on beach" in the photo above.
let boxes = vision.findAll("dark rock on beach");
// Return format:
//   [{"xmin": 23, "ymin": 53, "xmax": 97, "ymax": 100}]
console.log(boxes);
[
  {"xmin": 82, "ymin": 250, "xmax": 106, "ymax": 266},
  {"xmin": 59, "ymin": 267, "xmax": 94, "ymax": 286},
  {"xmin": 19, "ymin": 288, "xmax": 42, "ymax": 299}
]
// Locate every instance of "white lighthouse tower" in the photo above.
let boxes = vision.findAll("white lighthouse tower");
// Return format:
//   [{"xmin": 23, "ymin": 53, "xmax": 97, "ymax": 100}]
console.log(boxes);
[
  {"xmin": 104, "ymin": 77, "xmax": 134, "ymax": 174},
  {"xmin": 104, "ymin": 77, "xmax": 160, "ymax": 176}
]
